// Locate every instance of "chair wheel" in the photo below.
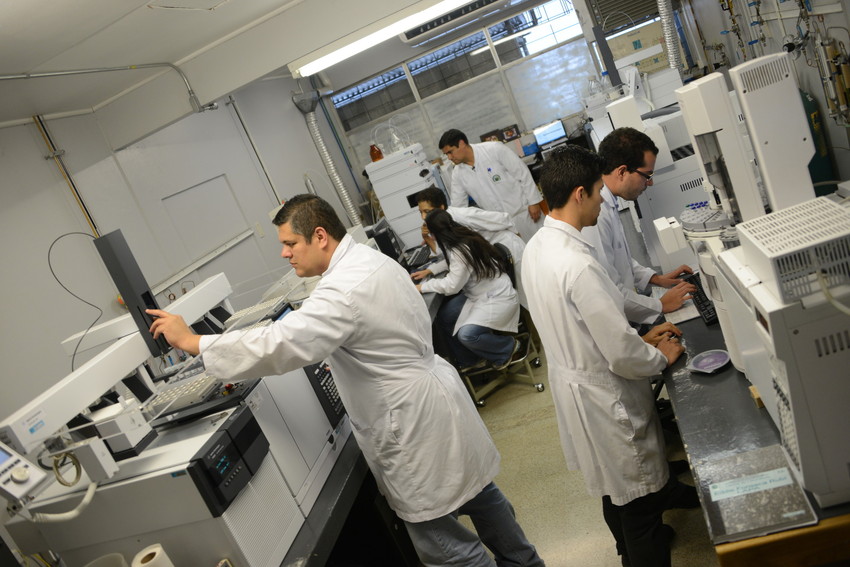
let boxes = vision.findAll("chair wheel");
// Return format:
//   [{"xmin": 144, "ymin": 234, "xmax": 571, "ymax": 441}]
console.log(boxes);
[
  {"xmin": 476, "ymin": 399, "xmax": 486, "ymax": 407},
  {"xmin": 531, "ymin": 358, "xmax": 542, "ymax": 368},
  {"xmin": 535, "ymin": 383, "xmax": 545, "ymax": 392}
]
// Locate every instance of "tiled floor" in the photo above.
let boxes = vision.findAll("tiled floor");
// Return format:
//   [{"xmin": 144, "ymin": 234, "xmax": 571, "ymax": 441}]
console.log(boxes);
[{"xmin": 468, "ymin": 357, "xmax": 720, "ymax": 567}]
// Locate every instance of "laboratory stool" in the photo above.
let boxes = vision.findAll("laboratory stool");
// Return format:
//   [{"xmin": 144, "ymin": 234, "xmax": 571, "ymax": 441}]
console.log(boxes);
[
  {"xmin": 457, "ymin": 245, "xmax": 544, "ymax": 407},
  {"xmin": 458, "ymin": 314, "xmax": 544, "ymax": 407}
]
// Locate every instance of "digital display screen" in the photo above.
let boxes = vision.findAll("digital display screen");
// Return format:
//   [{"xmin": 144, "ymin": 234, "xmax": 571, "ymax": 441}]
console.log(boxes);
[
  {"xmin": 0, "ymin": 448, "xmax": 11, "ymax": 467},
  {"xmin": 533, "ymin": 120, "xmax": 567, "ymax": 146}
]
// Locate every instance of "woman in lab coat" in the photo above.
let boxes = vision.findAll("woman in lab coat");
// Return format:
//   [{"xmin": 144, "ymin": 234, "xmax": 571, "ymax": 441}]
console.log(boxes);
[{"xmin": 417, "ymin": 208, "xmax": 520, "ymax": 369}]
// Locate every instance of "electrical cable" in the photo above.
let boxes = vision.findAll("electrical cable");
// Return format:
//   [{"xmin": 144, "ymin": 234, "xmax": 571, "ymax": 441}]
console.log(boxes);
[
  {"xmin": 22, "ymin": 482, "xmax": 97, "ymax": 523},
  {"xmin": 601, "ymin": 11, "xmax": 636, "ymax": 31},
  {"xmin": 47, "ymin": 232, "xmax": 103, "ymax": 371},
  {"xmin": 817, "ymin": 270, "xmax": 850, "ymax": 316},
  {"xmin": 52, "ymin": 452, "xmax": 82, "ymax": 487}
]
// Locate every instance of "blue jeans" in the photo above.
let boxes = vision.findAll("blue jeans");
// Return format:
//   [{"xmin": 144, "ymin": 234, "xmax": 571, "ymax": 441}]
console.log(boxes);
[
  {"xmin": 457, "ymin": 324, "xmax": 515, "ymax": 366},
  {"xmin": 436, "ymin": 294, "xmax": 514, "ymax": 367},
  {"xmin": 403, "ymin": 482, "xmax": 545, "ymax": 567}
]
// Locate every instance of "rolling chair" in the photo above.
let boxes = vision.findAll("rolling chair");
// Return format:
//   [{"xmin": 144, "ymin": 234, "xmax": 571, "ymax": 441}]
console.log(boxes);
[{"xmin": 458, "ymin": 243, "xmax": 544, "ymax": 407}]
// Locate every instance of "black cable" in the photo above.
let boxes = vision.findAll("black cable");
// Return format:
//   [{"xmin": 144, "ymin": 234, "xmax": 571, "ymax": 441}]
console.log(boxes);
[{"xmin": 47, "ymin": 232, "xmax": 103, "ymax": 371}]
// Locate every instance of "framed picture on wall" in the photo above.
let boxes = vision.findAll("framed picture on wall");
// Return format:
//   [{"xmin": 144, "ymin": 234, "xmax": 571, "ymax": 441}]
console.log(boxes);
[
  {"xmin": 501, "ymin": 124, "xmax": 520, "ymax": 141},
  {"xmin": 480, "ymin": 129, "xmax": 504, "ymax": 142}
]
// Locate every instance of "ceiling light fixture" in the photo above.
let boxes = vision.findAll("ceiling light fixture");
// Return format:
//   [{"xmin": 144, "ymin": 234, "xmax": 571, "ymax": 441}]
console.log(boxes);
[{"xmin": 289, "ymin": 0, "xmax": 472, "ymax": 77}]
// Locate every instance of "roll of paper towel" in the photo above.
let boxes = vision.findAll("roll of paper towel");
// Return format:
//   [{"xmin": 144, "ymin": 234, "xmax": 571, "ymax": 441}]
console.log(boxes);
[{"xmin": 131, "ymin": 544, "xmax": 174, "ymax": 567}]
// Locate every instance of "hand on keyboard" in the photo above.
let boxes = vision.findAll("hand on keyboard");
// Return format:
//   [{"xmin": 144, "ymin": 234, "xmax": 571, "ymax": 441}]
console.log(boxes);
[
  {"xmin": 660, "ymin": 280, "xmax": 697, "ymax": 313},
  {"xmin": 411, "ymin": 268, "xmax": 433, "ymax": 281}
]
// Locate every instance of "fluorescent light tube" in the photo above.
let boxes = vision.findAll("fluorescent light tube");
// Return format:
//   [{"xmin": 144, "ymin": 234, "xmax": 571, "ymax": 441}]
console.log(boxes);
[{"xmin": 291, "ymin": 0, "xmax": 471, "ymax": 77}]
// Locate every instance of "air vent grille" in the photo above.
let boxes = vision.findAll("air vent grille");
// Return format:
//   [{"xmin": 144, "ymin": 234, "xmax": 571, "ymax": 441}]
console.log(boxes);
[
  {"xmin": 737, "ymin": 197, "xmax": 850, "ymax": 302},
  {"xmin": 814, "ymin": 329, "xmax": 850, "ymax": 358},
  {"xmin": 402, "ymin": 0, "xmax": 507, "ymax": 43},
  {"xmin": 737, "ymin": 55, "xmax": 792, "ymax": 93}
]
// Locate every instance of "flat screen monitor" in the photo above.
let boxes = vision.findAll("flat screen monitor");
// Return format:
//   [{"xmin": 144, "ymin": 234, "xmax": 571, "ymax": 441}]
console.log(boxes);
[
  {"xmin": 94, "ymin": 229, "xmax": 170, "ymax": 357},
  {"xmin": 533, "ymin": 120, "xmax": 567, "ymax": 149}
]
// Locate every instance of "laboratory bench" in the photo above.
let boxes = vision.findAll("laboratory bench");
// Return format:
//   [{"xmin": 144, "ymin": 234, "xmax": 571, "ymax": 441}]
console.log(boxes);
[
  {"xmin": 280, "ymin": 434, "xmax": 420, "ymax": 567},
  {"xmin": 664, "ymin": 319, "xmax": 850, "ymax": 567}
]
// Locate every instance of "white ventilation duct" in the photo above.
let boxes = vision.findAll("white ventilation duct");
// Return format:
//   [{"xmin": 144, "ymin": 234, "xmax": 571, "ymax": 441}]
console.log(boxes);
[
  {"xmin": 292, "ymin": 91, "xmax": 361, "ymax": 226},
  {"xmin": 657, "ymin": 0, "xmax": 682, "ymax": 73}
]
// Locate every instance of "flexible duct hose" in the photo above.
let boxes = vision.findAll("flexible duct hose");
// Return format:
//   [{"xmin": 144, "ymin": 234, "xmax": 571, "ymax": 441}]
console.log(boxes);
[
  {"xmin": 658, "ymin": 0, "xmax": 683, "ymax": 72},
  {"xmin": 302, "ymin": 109, "xmax": 361, "ymax": 226}
]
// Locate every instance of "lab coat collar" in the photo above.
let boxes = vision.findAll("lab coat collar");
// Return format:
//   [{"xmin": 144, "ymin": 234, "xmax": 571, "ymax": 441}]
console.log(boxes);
[
  {"xmin": 323, "ymin": 233, "xmax": 354, "ymax": 276},
  {"xmin": 601, "ymin": 184, "xmax": 617, "ymax": 210},
  {"xmin": 543, "ymin": 215, "xmax": 596, "ymax": 252}
]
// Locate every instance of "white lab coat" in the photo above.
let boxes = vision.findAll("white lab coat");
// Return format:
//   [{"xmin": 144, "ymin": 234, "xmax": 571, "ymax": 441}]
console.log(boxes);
[
  {"xmin": 419, "ymin": 247, "xmax": 519, "ymax": 335},
  {"xmin": 427, "ymin": 206, "xmax": 528, "ymax": 308},
  {"xmin": 449, "ymin": 142, "xmax": 543, "ymax": 243},
  {"xmin": 522, "ymin": 216, "xmax": 669, "ymax": 505},
  {"xmin": 582, "ymin": 185, "xmax": 661, "ymax": 324},
  {"xmin": 198, "ymin": 235, "xmax": 500, "ymax": 522}
]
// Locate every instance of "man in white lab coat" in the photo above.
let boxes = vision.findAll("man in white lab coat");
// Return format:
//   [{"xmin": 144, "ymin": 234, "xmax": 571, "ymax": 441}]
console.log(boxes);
[
  {"xmin": 583, "ymin": 127, "xmax": 695, "ymax": 326},
  {"xmin": 148, "ymin": 195, "xmax": 544, "ymax": 567},
  {"xmin": 522, "ymin": 146, "xmax": 685, "ymax": 567},
  {"xmin": 411, "ymin": 186, "xmax": 528, "ymax": 308},
  {"xmin": 440, "ymin": 129, "xmax": 544, "ymax": 243}
]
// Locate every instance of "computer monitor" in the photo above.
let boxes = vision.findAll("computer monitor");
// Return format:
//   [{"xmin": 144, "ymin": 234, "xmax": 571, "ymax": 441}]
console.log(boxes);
[
  {"xmin": 370, "ymin": 220, "xmax": 406, "ymax": 264},
  {"xmin": 94, "ymin": 229, "xmax": 170, "ymax": 357},
  {"xmin": 533, "ymin": 120, "xmax": 567, "ymax": 150}
]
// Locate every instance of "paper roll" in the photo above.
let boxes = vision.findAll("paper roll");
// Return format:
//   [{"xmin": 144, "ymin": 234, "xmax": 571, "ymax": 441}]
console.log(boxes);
[{"xmin": 131, "ymin": 544, "xmax": 175, "ymax": 567}]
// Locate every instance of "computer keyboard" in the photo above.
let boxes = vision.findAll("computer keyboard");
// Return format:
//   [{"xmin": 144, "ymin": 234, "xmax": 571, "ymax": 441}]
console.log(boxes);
[
  {"xmin": 682, "ymin": 272, "xmax": 718, "ymax": 325},
  {"xmin": 405, "ymin": 245, "xmax": 432, "ymax": 269}
]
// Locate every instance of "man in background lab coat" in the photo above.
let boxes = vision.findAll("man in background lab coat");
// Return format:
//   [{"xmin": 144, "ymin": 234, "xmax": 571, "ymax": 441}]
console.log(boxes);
[
  {"xmin": 522, "ymin": 146, "xmax": 686, "ymax": 567},
  {"xmin": 148, "ymin": 195, "xmax": 544, "ymax": 567},
  {"xmin": 440, "ymin": 129, "xmax": 544, "ymax": 243},
  {"xmin": 583, "ymin": 127, "xmax": 695, "ymax": 325}
]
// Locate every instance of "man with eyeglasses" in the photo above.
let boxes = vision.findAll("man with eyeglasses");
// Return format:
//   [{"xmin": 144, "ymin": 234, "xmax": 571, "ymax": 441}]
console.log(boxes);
[{"xmin": 584, "ymin": 127, "xmax": 696, "ymax": 326}]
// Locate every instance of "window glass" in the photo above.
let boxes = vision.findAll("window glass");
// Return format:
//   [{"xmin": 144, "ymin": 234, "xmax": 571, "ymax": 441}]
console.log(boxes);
[
  {"xmin": 408, "ymin": 32, "xmax": 496, "ymax": 99},
  {"xmin": 423, "ymin": 74, "xmax": 516, "ymax": 144},
  {"xmin": 505, "ymin": 37, "xmax": 596, "ymax": 130},
  {"xmin": 486, "ymin": 0, "xmax": 582, "ymax": 64},
  {"xmin": 331, "ymin": 67, "xmax": 415, "ymax": 131}
]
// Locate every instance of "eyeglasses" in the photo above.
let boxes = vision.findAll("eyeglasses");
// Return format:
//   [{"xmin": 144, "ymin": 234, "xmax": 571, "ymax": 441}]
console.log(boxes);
[{"xmin": 630, "ymin": 169, "xmax": 654, "ymax": 181}]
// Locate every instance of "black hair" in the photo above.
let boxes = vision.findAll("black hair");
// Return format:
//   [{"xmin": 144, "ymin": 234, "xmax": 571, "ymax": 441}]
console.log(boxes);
[
  {"xmin": 597, "ymin": 127, "xmax": 659, "ymax": 175},
  {"xmin": 539, "ymin": 145, "xmax": 605, "ymax": 210},
  {"xmin": 424, "ymin": 209, "xmax": 507, "ymax": 280},
  {"xmin": 272, "ymin": 194, "xmax": 347, "ymax": 242},
  {"xmin": 438, "ymin": 129, "xmax": 468, "ymax": 150},
  {"xmin": 415, "ymin": 186, "xmax": 448, "ymax": 209}
]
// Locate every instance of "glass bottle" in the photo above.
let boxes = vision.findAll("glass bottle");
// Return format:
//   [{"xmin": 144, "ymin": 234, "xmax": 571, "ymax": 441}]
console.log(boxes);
[{"xmin": 369, "ymin": 142, "xmax": 384, "ymax": 162}]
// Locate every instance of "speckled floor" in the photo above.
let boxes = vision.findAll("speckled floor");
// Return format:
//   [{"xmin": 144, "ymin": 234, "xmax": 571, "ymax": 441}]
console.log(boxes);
[{"xmin": 465, "ymin": 353, "xmax": 720, "ymax": 567}]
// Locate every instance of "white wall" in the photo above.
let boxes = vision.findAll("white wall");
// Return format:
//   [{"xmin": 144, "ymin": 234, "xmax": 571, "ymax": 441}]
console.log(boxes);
[{"xmin": 0, "ymin": 74, "xmax": 359, "ymax": 422}]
